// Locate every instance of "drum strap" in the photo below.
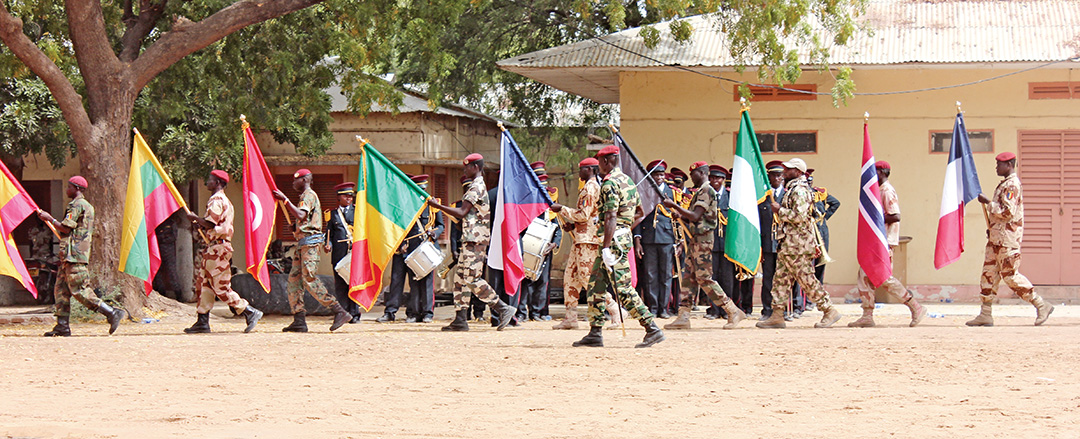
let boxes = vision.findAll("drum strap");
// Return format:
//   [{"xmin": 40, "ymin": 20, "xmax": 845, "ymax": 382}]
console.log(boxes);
[{"xmin": 338, "ymin": 208, "xmax": 353, "ymax": 242}]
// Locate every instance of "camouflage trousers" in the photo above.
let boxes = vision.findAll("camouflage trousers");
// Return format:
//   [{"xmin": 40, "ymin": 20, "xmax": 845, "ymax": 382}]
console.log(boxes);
[
  {"xmin": 584, "ymin": 230, "xmax": 653, "ymax": 328},
  {"xmin": 195, "ymin": 243, "xmax": 249, "ymax": 314},
  {"xmin": 678, "ymin": 236, "xmax": 731, "ymax": 309},
  {"xmin": 454, "ymin": 242, "xmax": 497, "ymax": 309},
  {"xmin": 563, "ymin": 243, "xmax": 622, "ymax": 313},
  {"xmin": 287, "ymin": 244, "xmax": 339, "ymax": 313},
  {"xmin": 980, "ymin": 244, "xmax": 1033, "ymax": 301},
  {"xmin": 53, "ymin": 262, "xmax": 103, "ymax": 317},
  {"xmin": 855, "ymin": 248, "xmax": 910, "ymax": 310},
  {"xmin": 772, "ymin": 249, "xmax": 833, "ymax": 312}
]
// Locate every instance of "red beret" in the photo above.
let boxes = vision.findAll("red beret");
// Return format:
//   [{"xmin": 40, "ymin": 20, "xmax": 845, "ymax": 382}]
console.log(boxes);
[
  {"xmin": 210, "ymin": 169, "xmax": 230, "ymax": 183},
  {"xmin": 647, "ymin": 160, "xmax": 667, "ymax": 173},
  {"xmin": 690, "ymin": 161, "xmax": 708, "ymax": 172},
  {"xmin": 805, "ymin": 168, "xmax": 816, "ymax": 175},
  {"xmin": 671, "ymin": 168, "xmax": 687, "ymax": 180},
  {"xmin": 463, "ymin": 153, "xmax": 484, "ymax": 166},
  {"xmin": 595, "ymin": 144, "xmax": 619, "ymax": 157},
  {"xmin": 537, "ymin": 174, "xmax": 549, "ymax": 182},
  {"xmin": 68, "ymin": 176, "xmax": 88, "ymax": 189},
  {"xmin": 996, "ymin": 151, "xmax": 1016, "ymax": 162},
  {"xmin": 766, "ymin": 160, "xmax": 784, "ymax": 172},
  {"xmin": 410, "ymin": 174, "xmax": 430, "ymax": 184},
  {"xmin": 579, "ymin": 157, "xmax": 599, "ymax": 167},
  {"xmin": 547, "ymin": 186, "xmax": 557, "ymax": 194},
  {"xmin": 875, "ymin": 161, "xmax": 890, "ymax": 170},
  {"xmin": 293, "ymin": 168, "xmax": 311, "ymax": 178},
  {"xmin": 709, "ymin": 165, "xmax": 729, "ymax": 177},
  {"xmin": 333, "ymin": 182, "xmax": 356, "ymax": 193}
]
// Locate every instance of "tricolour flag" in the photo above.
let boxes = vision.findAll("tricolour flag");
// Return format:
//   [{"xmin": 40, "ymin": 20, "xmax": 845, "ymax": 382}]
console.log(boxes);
[
  {"xmin": 934, "ymin": 112, "xmax": 982, "ymax": 269},
  {"xmin": 349, "ymin": 141, "xmax": 429, "ymax": 310},
  {"xmin": 242, "ymin": 121, "xmax": 279, "ymax": 293},
  {"xmin": 488, "ymin": 130, "xmax": 551, "ymax": 295},
  {"xmin": 725, "ymin": 108, "xmax": 771, "ymax": 274},
  {"xmin": 857, "ymin": 122, "xmax": 893, "ymax": 287},
  {"xmin": 119, "ymin": 129, "xmax": 188, "ymax": 294},
  {"xmin": 0, "ymin": 161, "xmax": 43, "ymax": 297},
  {"xmin": 611, "ymin": 129, "xmax": 662, "ymax": 287}
]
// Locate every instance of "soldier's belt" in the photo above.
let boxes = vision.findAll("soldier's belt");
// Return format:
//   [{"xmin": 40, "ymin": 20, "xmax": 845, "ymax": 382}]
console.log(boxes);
[{"xmin": 297, "ymin": 234, "xmax": 325, "ymax": 246}]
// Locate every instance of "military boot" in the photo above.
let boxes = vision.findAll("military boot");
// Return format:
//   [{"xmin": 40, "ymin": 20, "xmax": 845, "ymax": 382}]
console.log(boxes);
[
  {"xmin": 814, "ymin": 306, "xmax": 841, "ymax": 328},
  {"xmin": 552, "ymin": 307, "xmax": 579, "ymax": 330},
  {"xmin": 755, "ymin": 306, "xmax": 787, "ymax": 329},
  {"xmin": 572, "ymin": 326, "xmax": 603, "ymax": 347},
  {"xmin": 722, "ymin": 301, "xmax": 746, "ymax": 330},
  {"xmin": 441, "ymin": 309, "xmax": 470, "ymax": 332},
  {"xmin": 184, "ymin": 313, "xmax": 212, "ymax": 334},
  {"xmin": 906, "ymin": 297, "xmax": 927, "ymax": 328},
  {"xmin": 97, "ymin": 303, "xmax": 125, "ymax": 335},
  {"xmin": 491, "ymin": 299, "xmax": 516, "ymax": 331},
  {"xmin": 635, "ymin": 321, "xmax": 665, "ymax": 348},
  {"xmin": 282, "ymin": 311, "xmax": 309, "ymax": 332},
  {"xmin": 1028, "ymin": 293, "xmax": 1054, "ymax": 326},
  {"xmin": 847, "ymin": 308, "xmax": 875, "ymax": 328},
  {"xmin": 330, "ymin": 304, "xmax": 351, "ymax": 332},
  {"xmin": 965, "ymin": 301, "xmax": 993, "ymax": 327},
  {"xmin": 663, "ymin": 307, "xmax": 692, "ymax": 330},
  {"xmin": 43, "ymin": 316, "xmax": 71, "ymax": 337},
  {"xmin": 241, "ymin": 306, "xmax": 263, "ymax": 333}
]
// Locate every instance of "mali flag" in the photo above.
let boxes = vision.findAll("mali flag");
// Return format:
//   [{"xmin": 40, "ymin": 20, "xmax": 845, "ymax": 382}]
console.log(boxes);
[
  {"xmin": 0, "ymin": 160, "xmax": 44, "ymax": 297},
  {"xmin": 119, "ymin": 129, "xmax": 187, "ymax": 294},
  {"xmin": 348, "ymin": 141, "xmax": 428, "ymax": 311}
]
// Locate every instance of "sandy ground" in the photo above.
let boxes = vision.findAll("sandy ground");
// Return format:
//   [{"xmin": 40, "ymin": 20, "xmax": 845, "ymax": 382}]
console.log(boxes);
[{"xmin": 1, "ymin": 302, "xmax": 1079, "ymax": 439}]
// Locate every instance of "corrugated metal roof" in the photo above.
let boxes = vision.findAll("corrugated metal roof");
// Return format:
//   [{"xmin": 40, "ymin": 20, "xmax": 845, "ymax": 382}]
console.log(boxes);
[
  {"xmin": 326, "ymin": 84, "xmax": 516, "ymax": 126},
  {"xmin": 497, "ymin": 0, "xmax": 1080, "ymax": 103}
]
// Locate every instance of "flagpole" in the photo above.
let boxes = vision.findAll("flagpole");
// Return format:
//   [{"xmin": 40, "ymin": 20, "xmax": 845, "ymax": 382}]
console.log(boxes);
[
  {"xmin": 243, "ymin": 114, "xmax": 292, "ymax": 225},
  {"xmin": 956, "ymin": 101, "xmax": 992, "ymax": 229},
  {"xmin": 133, "ymin": 127, "xmax": 210, "ymax": 243}
]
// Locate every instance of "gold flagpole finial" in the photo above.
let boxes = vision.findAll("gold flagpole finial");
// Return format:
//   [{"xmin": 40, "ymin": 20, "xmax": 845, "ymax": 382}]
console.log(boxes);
[
  {"xmin": 864, "ymin": 112, "xmax": 870, "ymax": 123},
  {"xmin": 239, "ymin": 114, "xmax": 250, "ymax": 130},
  {"xmin": 133, "ymin": 127, "xmax": 140, "ymax": 135},
  {"xmin": 608, "ymin": 122, "xmax": 619, "ymax": 134},
  {"xmin": 740, "ymin": 97, "xmax": 750, "ymax": 112},
  {"xmin": 497, "ymin": 121, "xmax": 507, "ymax": 132},
  {"xmin": 956, "ymin": 101, "xmax": 962, "ymax": 114},
  {"xmin": 355, "ymin": 135, "xmax": 367, "ymax": 145}
]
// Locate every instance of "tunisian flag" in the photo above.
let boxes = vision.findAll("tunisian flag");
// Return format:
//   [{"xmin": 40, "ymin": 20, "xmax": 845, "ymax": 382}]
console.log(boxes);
[
  {"xmin": 933, "ymin": 112, "xmax": 982, "ymax": 269},
  {"xmin": 242, "ymin": 119, "xmax": 279, "ymax": 293},
  {"xmin": 856, "ymin": 122, "xmax": 893, "ymax": 287},
  {"xmin": 487, "ymin": 129, "xmax": 551, "ymax": 296}
]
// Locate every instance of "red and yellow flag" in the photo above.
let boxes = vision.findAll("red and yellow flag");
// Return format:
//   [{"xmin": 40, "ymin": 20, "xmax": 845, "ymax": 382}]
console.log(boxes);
[
  {"xmin": 348, "ymin": 141, "xmax": 429, "ymax": 310},
  {"xmin": 242, "ymin": 119, "xmax": 279, "ymax": 293},
  {"xmin": 0, "ymin": 160, "xmax": 45, "ymax": 297}
]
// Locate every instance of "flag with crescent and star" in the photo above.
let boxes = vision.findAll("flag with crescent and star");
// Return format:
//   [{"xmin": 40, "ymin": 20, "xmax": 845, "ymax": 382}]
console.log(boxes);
[{"xmin": 242, "ymin": 119, "xmax": 279, "ymax": 293}]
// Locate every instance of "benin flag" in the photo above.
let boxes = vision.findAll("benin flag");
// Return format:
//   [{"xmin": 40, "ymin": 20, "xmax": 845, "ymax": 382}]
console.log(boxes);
[
  {"xmin": 0, "ymin": 160, "xmax": 43, "ymax": 297},
  {"xmin": 725, "ymin": 108, "xmax": 771, "ymax": 275},
  {"xmin": 348, "ymin": 141, "xmax": 428, "ymax": 311},
  {"xmin": 119, "ymin": 129, "xmax": 187, "ymax": 294}
]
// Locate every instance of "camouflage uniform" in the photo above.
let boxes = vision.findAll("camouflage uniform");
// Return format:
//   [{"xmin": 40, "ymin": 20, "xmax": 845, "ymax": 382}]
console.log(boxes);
[
  {"xmin": 677, "ymin": 184, "xmax": 733, "ymax": 309},
  {"xmin": 584, "ymin": 168, "xmax": 653, "ymax": 328},
  {"xmin": 453, "ymin": 175, "xmax": 497, "ymax": 309},
  {"xmin": 555, "ymin": 178, "xmax": 624, "ymax": 328},
  {"xmin": 980, "ymin": 174, "xmax": 1033, "ymax": 299},
  {"xmin": 53, "ymin": 194, "xmax": 103, "ymax": 317},
  {"xmin": 771, "ymin": 176, "xmax": 834, "ymax": 313},
  {"xmin": 194, "ymin": 191, "xmax": 249, "ymax": 314},
  {"xmin": 286, "ymin": 188, "xmax": 339, "ymax": 313}
]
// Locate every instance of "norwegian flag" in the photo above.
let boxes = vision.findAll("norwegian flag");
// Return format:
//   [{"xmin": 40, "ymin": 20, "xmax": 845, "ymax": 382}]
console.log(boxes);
[{"xmin": 857, "ymin": 122, "xmax": 893, "ymax": 287}]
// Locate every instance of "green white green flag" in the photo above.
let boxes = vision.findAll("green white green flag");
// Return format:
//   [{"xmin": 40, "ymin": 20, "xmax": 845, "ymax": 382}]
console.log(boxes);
[{"xmin": 725, "ymin": 109, "xmax": 771, "ymax": 275}]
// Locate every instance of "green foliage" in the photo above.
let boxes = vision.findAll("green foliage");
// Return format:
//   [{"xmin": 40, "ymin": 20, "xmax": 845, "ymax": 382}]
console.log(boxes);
[{"xmin": 0, "ymin": 78, "xmax": 75, "ymax": 168}]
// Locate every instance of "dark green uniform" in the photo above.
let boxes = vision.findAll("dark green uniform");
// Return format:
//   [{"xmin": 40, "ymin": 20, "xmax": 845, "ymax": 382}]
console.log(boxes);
[{"xmin": 53, "ymin": 194, "xmax": 103, "ymax": 317}]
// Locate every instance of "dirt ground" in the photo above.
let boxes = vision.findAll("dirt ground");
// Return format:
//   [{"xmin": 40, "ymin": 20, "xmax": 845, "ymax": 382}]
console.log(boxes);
[{"xmin": 1, "ymin": 302, "xmax": 1079, "ymax": 439}]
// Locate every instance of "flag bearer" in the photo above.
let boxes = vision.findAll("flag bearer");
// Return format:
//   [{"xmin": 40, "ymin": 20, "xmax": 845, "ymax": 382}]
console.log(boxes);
[{"xmin": 39, "ymin": 176, "xmax": 125, "ymax": 336}]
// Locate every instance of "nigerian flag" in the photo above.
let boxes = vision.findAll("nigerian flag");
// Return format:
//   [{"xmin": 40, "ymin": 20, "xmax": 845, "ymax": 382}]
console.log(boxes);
[{"xmin": 725, "ymin": 109, "xmax": 770, "ymax": 274}]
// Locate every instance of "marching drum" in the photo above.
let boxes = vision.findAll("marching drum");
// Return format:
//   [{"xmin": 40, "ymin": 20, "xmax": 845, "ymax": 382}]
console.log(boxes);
[
  {"xmin": 334, "ymin": 252, "xmax": 352, "ymax": 284},
  {"xmin": 521, "ymin": 217, "xmax": 558, "ymax": 281},
  {"xmin": 405, "ymin": 241, "xmax": 445, "ymax": 280}
]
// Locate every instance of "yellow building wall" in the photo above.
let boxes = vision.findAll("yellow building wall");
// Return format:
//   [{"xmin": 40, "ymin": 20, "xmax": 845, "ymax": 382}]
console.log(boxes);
[{"xmin": 619, "ymin": 67, "xmax": 1080, "ymax": 286}]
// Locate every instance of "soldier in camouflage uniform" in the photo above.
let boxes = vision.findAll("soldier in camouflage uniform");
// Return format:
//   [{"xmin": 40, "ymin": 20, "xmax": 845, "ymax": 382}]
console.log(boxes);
[
  {"xmin": 967, "ymin": 152, "xmax": 1054, "ymax": 327},
  {"xmin": 39, "ymin": 176, "xmax": 125, "ymax": 336},
  {"xmin": 183, "ymin": 170, "xmax": 263, "ymax": 334},
  {"xmin": 427, "ymin": 153, "xmax": 517, "ymax": 332},
  {"xmin": 662, "ymin": 162, "xmax": 746, "ymax": 330},
  {"xmin": 573, "ymin": 144, "xmax": 665, "ymax": 348},
  {"xmin": 550, "ymin": 157, "xmax": 624, "ymax": 330},
  {"xmin": 756, "ymin": 159, "xmax": 842, "ymax": 329},
  {"xmin": 273, "ymin": 169, "xmax": 353, "ymax": 333}
]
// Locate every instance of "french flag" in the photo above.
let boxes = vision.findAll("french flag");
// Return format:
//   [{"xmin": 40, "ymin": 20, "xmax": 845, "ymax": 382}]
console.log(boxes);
[
  {"xmin": 934, "ymin": 111, "xmax": 982, "ymax": 269},
  {"xmin": 857, "ymin": 122, "xmax": 893, "ymax": 287},
  {"xmin": 487, "ymin": 130, "xmax": 552, "ymax": 295}
]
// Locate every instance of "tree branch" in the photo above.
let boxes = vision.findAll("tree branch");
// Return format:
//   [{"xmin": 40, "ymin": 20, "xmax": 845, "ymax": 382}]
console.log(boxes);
[
  {"xmin": 129, "ymin": 0, "xmax": 325, "ymax": 91},
  {"xmin": 0, "ymin": 3, "xmax": 94, "ymax": 150},
  {"xmin": 64, "ymin": 0, "xmax": 123, "ymax": 119},
  {"xmin": 119, "ymin": 0, "xmax": 168, "ymax": 62}
]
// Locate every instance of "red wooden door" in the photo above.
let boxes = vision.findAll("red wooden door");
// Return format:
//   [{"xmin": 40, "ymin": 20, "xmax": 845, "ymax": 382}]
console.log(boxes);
[{"xmin": 1017, "ymin": 130, "xmax": 1080, "ymax": 284}]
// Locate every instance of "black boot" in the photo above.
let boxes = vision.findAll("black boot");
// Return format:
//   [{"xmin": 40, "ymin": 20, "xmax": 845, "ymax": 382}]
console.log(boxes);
[
  {"xmin": 635, "ymin": 321, "xmax": 665, "ymax": 348},
  {"xmin": 97, "ymin": 303, "xmax": 125, "ymax": 335},
  {"xmin": 442, "ymin": 309, "xmax": 470, "ymax": 331},
  {"xmin": 376, "ymin": 312, "xmax": 394, "ymax": 323},
  {"xmin": 43, "ymin": 316, "xmax": 71, "ymax": 337},
  {"xmin": 330, "ymin": 304, "xmax": 351, "ymax": 332},
  {"xmin": 572, "ymin": 326, "xmax": 603, "ymax": 347},
  {"xmin": 241, "ymin": 307, "xmax": 263, "ymax": 333},
  {"xmin": 492, "ymin": 300, "xmax": 517, "ymax": 331},
  {"xmin": 282, "ymin": 311, "xmax": 308, "ymax": 332},
  {"xmin": 184, "ymin": 313, "xmax": 212, "ymax": 334}
]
